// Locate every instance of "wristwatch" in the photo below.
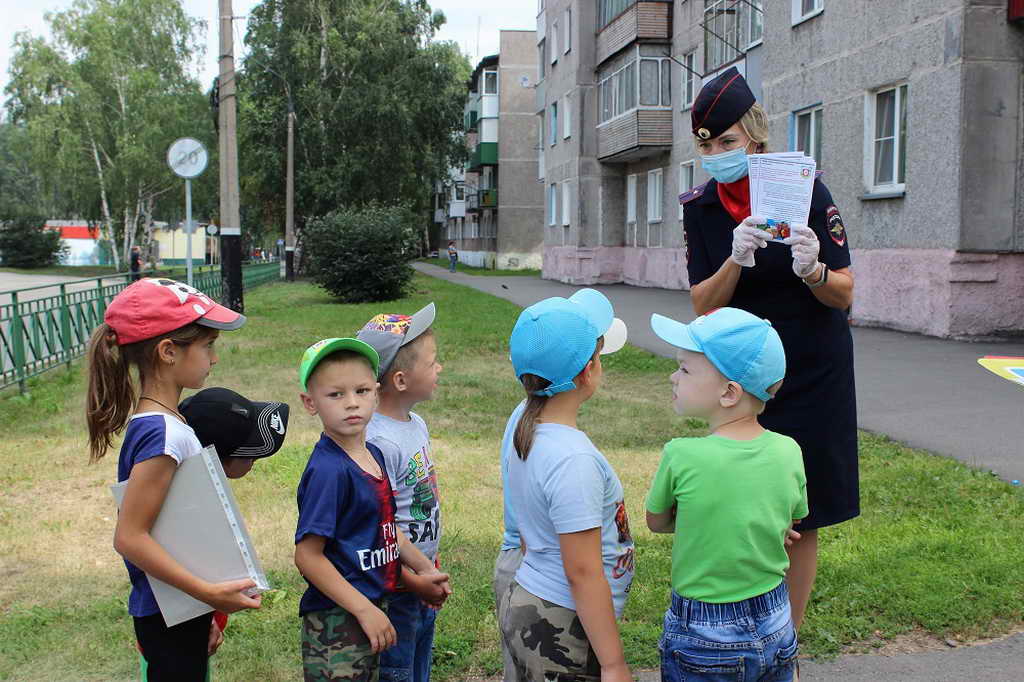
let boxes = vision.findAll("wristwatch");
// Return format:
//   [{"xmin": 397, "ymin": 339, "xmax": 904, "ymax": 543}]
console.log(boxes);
[{"xmin": 804, "ymin": 263, "xmax": 828, "ymax": 289}]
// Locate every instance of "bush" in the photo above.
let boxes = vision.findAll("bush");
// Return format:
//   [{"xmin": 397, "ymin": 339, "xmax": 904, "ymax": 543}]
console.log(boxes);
[
  {"xmin": 302, "ymin": 204, "xmax": 420, "ymax": 303},
  {"xmin": 0, "ymin": 214, "xmax": 67, "ymax": 268}
]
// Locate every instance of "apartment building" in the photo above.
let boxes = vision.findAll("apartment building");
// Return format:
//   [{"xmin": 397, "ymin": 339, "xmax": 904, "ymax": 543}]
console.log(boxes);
[
  {"xmin": 536, "ymin": 0, "xmax": 1024, "ymax": 339},
  {"xmin": 443, "ymin": 30, "xmax": 544, "ymax": 270}
]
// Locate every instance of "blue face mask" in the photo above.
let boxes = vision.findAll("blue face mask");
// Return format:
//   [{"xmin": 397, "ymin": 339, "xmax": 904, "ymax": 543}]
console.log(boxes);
[{"xmin": 700, "ymin": 147, "xmax": 749, "ymax": 184}]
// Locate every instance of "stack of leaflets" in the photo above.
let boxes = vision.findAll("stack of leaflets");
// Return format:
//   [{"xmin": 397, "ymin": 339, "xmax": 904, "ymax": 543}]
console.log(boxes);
[{"xmin": 747, "ymin": 153, "xmax": 817, "ymax": 241}]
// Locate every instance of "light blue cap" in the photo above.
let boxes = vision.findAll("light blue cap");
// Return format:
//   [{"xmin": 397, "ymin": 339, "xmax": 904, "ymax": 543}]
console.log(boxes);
[
  {"xmin": 650, "ymin": 307, "xmax": 785, "ymax": 401},
  {"xmin": 510, "ymin": 289, "xmax": 627, "ymax": 397}
]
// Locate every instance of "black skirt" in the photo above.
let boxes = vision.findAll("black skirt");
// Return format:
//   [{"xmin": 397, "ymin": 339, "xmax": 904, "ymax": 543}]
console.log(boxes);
[{"xmin": 758, "ymin": 310, "xmax": 859, "ymax": 530}]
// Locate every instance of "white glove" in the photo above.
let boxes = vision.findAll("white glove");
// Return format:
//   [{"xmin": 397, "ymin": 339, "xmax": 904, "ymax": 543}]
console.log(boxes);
[
  {"xmin": 783, "ymin": 223, "xmax": 821, "ymax": 279},
  {"xmin": 730, "ymin": 217, "xmax": 772, "ymax": 267}
]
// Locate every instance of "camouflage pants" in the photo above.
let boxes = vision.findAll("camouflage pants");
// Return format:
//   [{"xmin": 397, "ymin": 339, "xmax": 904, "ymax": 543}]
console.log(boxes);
[
  {"xmin": 499, "ymin": 581, "xmax": 601, "ymax": 681},
  {"xmin": 302, "ymin": 603, "xmax": 383, "ymax": 682}
]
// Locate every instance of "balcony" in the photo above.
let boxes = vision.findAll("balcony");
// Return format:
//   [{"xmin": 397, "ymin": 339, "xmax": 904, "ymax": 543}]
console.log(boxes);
[
  {"xmin": 464, "ymin": 109, "xmax": 479, "ymax": 132},
  {"xmin": 465, "ymin": 192, "xmax": 479, "ymax": 213},
  {"xmin": 597, "ymin": 109, "xmax": 672, "ymax": 162},
  {"xmin": 597, "ymin": 0, "xmax": 672, "ymax": 66},
  {"xmin": 467, "ymin": 142, "xmax": 498, "ymax": 171}
]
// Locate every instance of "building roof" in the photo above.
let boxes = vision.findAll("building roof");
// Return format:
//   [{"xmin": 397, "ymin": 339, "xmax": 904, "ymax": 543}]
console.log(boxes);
[{"xmin": 467, "ymin": 54, "xmax": 499, "ymax": 91}]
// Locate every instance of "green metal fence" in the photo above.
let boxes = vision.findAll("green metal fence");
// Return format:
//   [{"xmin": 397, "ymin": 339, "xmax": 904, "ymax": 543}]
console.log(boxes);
[{"xmin": 0, "ymin": 262, "xmax": 282, "ymax": 393}]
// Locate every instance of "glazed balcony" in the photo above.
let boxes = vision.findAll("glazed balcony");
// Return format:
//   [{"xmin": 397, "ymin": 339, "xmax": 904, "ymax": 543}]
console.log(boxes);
[
  {"xmin": 597, "ymin": 109, "xmax": 672, "ymax": 163},
  {"xmin": 597, "ymin": 0, "xmax": 672, "ymax": 66}
]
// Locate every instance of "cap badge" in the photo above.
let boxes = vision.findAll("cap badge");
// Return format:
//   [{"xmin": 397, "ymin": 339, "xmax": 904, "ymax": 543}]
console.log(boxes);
[{"xmin": 698, "ymin": 128, "xmax": 711, "ymax": 140}]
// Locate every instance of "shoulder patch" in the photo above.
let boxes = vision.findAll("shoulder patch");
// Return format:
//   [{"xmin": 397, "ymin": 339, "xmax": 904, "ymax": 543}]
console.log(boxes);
[
  {"xmin": 679, "ymin": 181, "xmax": 709, "ymax": 205},
  {"xmin": 826, "ymin": 205, "xmax": 846, "ymax": 247}
]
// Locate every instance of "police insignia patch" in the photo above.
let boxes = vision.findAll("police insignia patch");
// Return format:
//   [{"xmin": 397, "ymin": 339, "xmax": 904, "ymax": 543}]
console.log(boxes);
[{"xmin": 826, "ymin": 206, "xmax": 846, "ymax": 246}]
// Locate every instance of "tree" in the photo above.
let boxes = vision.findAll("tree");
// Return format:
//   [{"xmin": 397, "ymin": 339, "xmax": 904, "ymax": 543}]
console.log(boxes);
[
  {"xmin": 0, "ymin": 213, "xmax": 68, "ymax": 268},
  {"xmin": 239, "ymin": 0, "xmax": 470, "ymax": 252},
  {"xmin": 3, "ymin": 0, "xmax": 216, "ymax": 270}
]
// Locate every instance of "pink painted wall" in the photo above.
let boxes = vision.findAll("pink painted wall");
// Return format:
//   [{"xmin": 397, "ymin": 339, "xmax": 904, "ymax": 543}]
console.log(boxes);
[{"xmin": 544, "ymin": 246, "xmax": 1024, "ymax": 339}]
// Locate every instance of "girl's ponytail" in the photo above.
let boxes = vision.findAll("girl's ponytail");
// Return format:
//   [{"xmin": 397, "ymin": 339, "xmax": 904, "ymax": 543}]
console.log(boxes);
[
  {"xmin": 86, "ymin": 323, "xmax": 135, "ymax": 463},
  {"xmin": 513, "ymin": 374, "xmax": 551, "ymax": 461}
]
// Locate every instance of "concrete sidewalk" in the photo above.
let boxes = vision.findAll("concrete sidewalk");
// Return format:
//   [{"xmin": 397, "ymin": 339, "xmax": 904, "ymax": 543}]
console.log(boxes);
[{"xmin": 415, "ymin": 262, "xmax": 1024, "ymax": 680}]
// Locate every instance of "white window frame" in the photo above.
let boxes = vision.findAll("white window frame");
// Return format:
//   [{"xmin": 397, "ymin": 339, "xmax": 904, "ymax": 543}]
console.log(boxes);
[
  {"xmin": 680, "ymin": 50, "xmax": 696, "ymax": 110},
  {"xmin": 551, "ymin": 21, "xmax": 559, "ymax": 64},
  {"xmin": 792, "ymin": 0, "xmax": 824, "ymax": 26},
  {"xmin": 563, "ymin": 8, "xmax": 571, "ymax": 54},
  {"xmin": 598, "ymin": 47, "xmax": 672, "ymax": 127},
  {"xmin": 863, "ymin": 83, "xmax": 908, "ymax": 194},
  {"xmin": 639, "ymin": 57, "xmax": 672, "ymax": 108},
  {"xmin": 548, "ymin": 183, "xmax": 558, "ymax": 226},
  {"xmin": 483, "ymin": 70, "xmax": 498, "ymax": 95},
  {"xmin": 793, "ymin": 105, "xmax": 823, "ymax": 166},
  {"xmin": 562, "ymin": 182, "xmax": 571, "ymax": 226},
  {"xmin": 550, "ymin": 101, "xmax": 558, "ymax": 146},
  {"xmin": 626, "ymin": 174, "xmax": 637, "ymax": 225},
  {"xmin": 538, "ymin": 40, "xmax": 546, "ymax": 80},
  {"xmin": 647, "ymin": 168, "xmax": 663, "ymax": 224},
  {"xmin": 563, "ymin": 96, "xmax": 571, "ymax": 139},
  {"xmin": 678, "ymin": 161, "xmax": 694, "ymax": 220},
  {"xmin": 537, "ymin": 112, "xmax": 545, "ymax": 180},
  {"xmin": 704, "ymin": 0, "xmax": 764, "ymax": 72}
]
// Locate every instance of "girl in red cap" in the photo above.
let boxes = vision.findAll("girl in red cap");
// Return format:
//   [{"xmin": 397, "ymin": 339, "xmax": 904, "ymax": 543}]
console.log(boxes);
[{"xmin": 85, "ymin": 278, "xmax": 256, "ymax": 681}]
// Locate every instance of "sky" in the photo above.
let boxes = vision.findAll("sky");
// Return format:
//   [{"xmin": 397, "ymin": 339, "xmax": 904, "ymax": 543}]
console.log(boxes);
[{"xmin": 0, "ymin": 0, "xmax": 537, "ymax": 94}]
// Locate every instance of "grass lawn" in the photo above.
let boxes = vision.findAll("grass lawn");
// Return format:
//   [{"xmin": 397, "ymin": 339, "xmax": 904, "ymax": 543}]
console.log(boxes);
[
  {"xmin": 1, "ymin": 274, "xmax": 1022, "ymax": 680},
  {"xmin": 419, "ymin": 257, "xmax": 541, "ymax": 277}
]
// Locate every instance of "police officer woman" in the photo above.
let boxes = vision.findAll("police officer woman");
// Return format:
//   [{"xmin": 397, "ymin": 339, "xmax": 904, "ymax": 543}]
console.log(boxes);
[{"xmin": 680, "ymin": 67, "xmax": 858, "ymax": 633}]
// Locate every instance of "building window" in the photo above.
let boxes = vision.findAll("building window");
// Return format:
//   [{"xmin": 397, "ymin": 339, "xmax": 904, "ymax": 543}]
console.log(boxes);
[
  {"xmin": 626, "ymin": 174, "xmax": 637, "ymax": 225},
  {"xmin": 640, "ymin": 58, "xmax": 672, "ymax": 107},
  {"xmin": 678, "ymin": 161, "xmax": 694, "ymax": 220},
  {"xmin": 792, "ymin": 0, "xmax": 824, "ymax": 25},
  {"xmin": 455, "ymin": 184, "xmax": 465, "ymax": 201},
  {"xmin": 794, "ymin": 106, "xmax": 823, "ymax": 166},
  {"xmin": 599, "ymin": 0, "xmax": 637, "ymax": 31},
  {"xmin": 550, "ymin": 102, "xmax": 558, "ymax": 146},
  {"xmin": 562, "ymin": 182, "xmax": 571, "ymax": 226},
  {"xmin": 538, "ymin": 40, "xmax": 546, "ymax": 80},
  {"xmin": 598, "ymin": 60, "xmax": 637, "ymax": 124},
  {"xmin": 538, "ymin": 113, "xmax": 545, "ymax": 180},
  {"xmin": 564, "ymin": 8, "xmax": 571, "ymax": 53},
  {"xmin": 865, "ymin": 84, "xmax": 908, "ymax": 191},
  {"xmin": 563, "ymin": 96, "xmax": 571, "ymax": 139},
  {"xmin": 681, "ymin": 50, "xmax": 696, "ymax": 110},
  {"xmin": 647, "ymin": 168, "xmax": 663, "ymax": 224},
  {"xmin": 703, "ymin": 0, "xmax": 764, "ymax": 73},
  {"xmin": 484, "ymin": 71, "xmax": 498, "ymax": 95},
  {"xmin": 548, "ymin": 183, "xmax": 558, "ymax": 226},
  {"xmin": 551, "ymin": 21, "xmax": 559, "ymax": 64}
]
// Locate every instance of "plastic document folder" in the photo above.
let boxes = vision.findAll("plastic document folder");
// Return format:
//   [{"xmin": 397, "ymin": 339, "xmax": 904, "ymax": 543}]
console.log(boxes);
[{"xmin": 111, "ymin": 445, "xmax": 270, "ymax": 627}]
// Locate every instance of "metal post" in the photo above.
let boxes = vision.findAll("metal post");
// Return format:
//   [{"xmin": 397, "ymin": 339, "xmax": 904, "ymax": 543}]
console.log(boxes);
[
  {"xmin": 185, "ymin": 178, "xmax": 194, "ymax": 286},
  {"xmin": 286, "ymin": 109, "xmax": 295, "ymax": 282},
  {"xmin": 219, "ymin": 0, "xmax": 244, "ymax": 312},
  {"xmin": 60, "ymin": 284, "xmax": 72, "ymax": 368},
  {"xmin": 10, "ymin": 291, "xmax": 25, "ymax": 393}
]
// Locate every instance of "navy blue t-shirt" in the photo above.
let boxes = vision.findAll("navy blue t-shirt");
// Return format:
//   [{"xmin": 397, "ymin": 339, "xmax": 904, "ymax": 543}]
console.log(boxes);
[
  {"xmin": 116, "ymin": 413, "xmax": 204, "ymax": 618},
  {"xmin": 295, "ymin": 434, "xmax": 400, "ymax": 615}
]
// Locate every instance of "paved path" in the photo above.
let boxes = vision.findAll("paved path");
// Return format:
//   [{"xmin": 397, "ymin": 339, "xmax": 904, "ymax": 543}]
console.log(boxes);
[
  {"xmin": 0, "ymin": 272, "xmax": 111, "ymax": 306},
  {"xmin": 415, "ymin": 263, "xmax": 1024, "ymax": 680}
]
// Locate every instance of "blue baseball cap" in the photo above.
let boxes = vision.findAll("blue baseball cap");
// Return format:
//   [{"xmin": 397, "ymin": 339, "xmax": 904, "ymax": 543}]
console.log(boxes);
[
  {"xmin": 650, "ymin": 308, "xmax": 785, "ymax": 401},
  {"xmin": 510, "ymin": 289, "xmax": 628, "ymax": 397}
]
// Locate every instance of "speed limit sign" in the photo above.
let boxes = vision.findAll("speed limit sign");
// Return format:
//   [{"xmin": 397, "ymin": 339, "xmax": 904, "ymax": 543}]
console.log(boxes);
[{"xmin": 167, "ymin": 137, "xmax": 208, "ymax": 179}]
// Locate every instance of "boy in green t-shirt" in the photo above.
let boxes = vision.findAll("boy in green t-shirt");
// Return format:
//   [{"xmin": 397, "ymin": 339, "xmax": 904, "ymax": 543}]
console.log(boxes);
[{"xmin": 645, "ymin": 307, "xmax": 807, "ymax": 682}]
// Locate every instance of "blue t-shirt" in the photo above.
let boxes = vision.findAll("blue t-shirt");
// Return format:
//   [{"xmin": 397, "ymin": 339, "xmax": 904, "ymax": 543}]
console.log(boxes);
[
  {"xmin": 295, "ymin": 434, "xmax": 400, "ymax": 615},
  {"xmin": 499, "ymin": 401, "xmax": 526, "ymax": 551},
  {"xmin": 116, "ymin": 412, "xmax": 203, "ymax": 618},
  {"xmin": 510, "ymin": 423, "xmax": 635, "ymax": 617}
]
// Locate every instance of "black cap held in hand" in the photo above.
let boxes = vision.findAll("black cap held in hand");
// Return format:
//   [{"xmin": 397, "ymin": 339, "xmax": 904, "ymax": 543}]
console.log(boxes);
[
  {"xmin": 179, "ymin": 387, "xmax": 289, "ymax": 459},
  {"xmin": 691, "ymin": 66, "xmax": 756, "ymax": 141}
]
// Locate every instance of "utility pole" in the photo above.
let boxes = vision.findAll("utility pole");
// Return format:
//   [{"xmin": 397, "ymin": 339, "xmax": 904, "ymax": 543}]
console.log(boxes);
[
  {"xmin": 218, "ymin": 0, "xmax": 243, "ymax": 312},
  {"xmin": 286, "ymin": 105, "xmax": 295, "ymax": 281}
]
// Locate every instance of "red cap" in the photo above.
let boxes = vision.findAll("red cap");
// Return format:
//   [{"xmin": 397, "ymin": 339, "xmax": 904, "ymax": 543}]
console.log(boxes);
[{"xmin": 104, "ymin": 278, "xmax": 245, "ymax": 346}]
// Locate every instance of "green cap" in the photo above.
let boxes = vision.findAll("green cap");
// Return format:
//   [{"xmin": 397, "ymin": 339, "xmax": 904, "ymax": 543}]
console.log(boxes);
[{"xmin": 299, "ymin": 338, "xmax": 380, "ymax": 390}]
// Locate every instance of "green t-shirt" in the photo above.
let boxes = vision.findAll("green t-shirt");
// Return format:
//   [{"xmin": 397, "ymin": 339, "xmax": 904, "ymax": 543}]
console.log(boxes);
[{"xmin": 645, "ymin": 431, "xmax": 808, "ymax": 603}]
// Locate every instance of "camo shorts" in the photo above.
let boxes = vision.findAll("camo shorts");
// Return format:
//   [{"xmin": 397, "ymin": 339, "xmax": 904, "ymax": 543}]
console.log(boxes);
[
  {"xmin": 302, "ymin": 602, "xmax": 385, "ymax": 682},
  {"xmin": 499, "ymin": 581, "xmax": 601, "ymax": 681}
]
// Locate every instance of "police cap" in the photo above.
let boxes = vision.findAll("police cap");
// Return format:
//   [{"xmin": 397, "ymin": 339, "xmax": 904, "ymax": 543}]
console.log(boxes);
[{"xmin": 691, "ymin": 67, "xmax": 756, "ymax": 141}]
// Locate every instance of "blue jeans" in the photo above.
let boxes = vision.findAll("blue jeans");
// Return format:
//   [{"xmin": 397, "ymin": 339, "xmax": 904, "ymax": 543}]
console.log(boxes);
[
  {"xmin": 448, "ymin": 256, "xmax": 457, "ymax": 272},
  {"xmin": 660, "ymin": 581, "xmax": 798, "ymax": 682},
  {"xmin": 380, "ymin": 591, "xmax": 437, "ymax": 682}
]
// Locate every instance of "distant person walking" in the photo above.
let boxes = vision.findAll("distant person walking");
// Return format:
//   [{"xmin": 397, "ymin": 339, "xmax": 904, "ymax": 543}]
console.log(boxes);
[
  {"xmin": 130, "ymin": 245, "xmax": 142, "ymax": 281},
  {"xmin": 447, "ymin": 241, "xmax": 458, "ymax": 273}
]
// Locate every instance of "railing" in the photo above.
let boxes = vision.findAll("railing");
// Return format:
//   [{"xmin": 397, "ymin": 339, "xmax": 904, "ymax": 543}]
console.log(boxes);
[{"xmin": 0, "ymin": 262, "xmax": 282, "ymax": 393}]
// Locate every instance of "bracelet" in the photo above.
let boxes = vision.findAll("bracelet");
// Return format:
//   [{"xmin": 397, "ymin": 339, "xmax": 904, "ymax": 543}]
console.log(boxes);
[{"xmin": 804, "ymin": 263, "xmax": 828, "ymax": 289}]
